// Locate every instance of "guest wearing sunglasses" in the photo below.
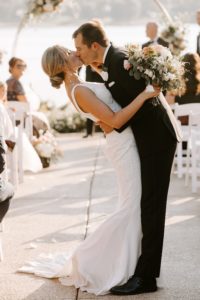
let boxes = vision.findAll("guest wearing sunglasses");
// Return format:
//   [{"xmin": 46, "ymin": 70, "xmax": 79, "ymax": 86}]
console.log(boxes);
[{"xmin": 6, "ymin": 57, "xmax": 27, "ymax": 102}]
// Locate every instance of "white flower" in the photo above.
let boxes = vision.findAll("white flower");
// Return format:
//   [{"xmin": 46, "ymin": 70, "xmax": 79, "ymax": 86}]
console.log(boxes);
[
  {"xmin": 100, "ymin": 71, "xmax": 109, "ymax": 81},
  {"xmin": 137, "ymin": 66, "xmax": 144, "ymax": 72},
  {"xmin": 145, "ymin": 85, "xmax": 154, "ymax": 92},
  {"xmin": 35, "ymin": 143, "xmax": 54, "ymax": 158},
  {"xmin": 123, "ymin": 59, "xmax": 131, "ymax": 70},
  {"xmin": 161, "ymin": 47, "xmax": 172, "ymax": 59},
  {"xmin": 164, "ymin": 73, "xmax": 176, "ymax": 81},
  {"xmin": 144, "ymin": 69, "xmax": 153, "ymax": 78}
]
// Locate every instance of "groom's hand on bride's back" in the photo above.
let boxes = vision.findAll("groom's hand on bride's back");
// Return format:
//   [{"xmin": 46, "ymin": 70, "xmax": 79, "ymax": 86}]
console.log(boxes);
[{"xmin": 96, "ymin": 121, "xmax": 113, "ymax": 134}]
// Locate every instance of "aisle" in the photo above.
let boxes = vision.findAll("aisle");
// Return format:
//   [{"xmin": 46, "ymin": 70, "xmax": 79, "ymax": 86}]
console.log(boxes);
[{"xmin": 0, "ymin": 133, "xmax": 199, "ymax": 300}]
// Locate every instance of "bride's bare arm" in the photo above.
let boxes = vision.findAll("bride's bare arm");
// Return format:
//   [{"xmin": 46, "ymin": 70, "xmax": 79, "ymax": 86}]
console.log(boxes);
[{"xmin": 73, "ymin": 86, "xmax": 160, "ymax": 129}]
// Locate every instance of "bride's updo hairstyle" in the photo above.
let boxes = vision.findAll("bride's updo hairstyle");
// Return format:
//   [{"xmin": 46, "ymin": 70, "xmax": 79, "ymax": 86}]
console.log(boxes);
[{"xmin": 41, "ymin": 45, "xmax": 70, "ymax": 89}]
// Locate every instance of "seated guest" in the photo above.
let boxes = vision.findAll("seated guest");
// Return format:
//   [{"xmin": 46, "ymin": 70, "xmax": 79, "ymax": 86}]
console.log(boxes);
[
  {"xmin": 175, "ymin": 53, "xmax": 200, "ymax": 104},
  {"xmin": 142, "ymin": 22, "xmax": 169, "ymax": 48},
  {"xmin": 6, "ymin": 58, "xmax": 50, "ymax": 137},
  {"xmin": 6, "ymin": 57, "xmax": 27, "ymax": 102},
  {"xmin": 167, "ymin": 52, "xmax": 200, "ymax": 105},
  {"xmin": 0, "ymin": 131, "xmax": 14, "ymax": 226},
  {"xmin": 0, "ymin": 138, "xmax": 5, "ymax": 174},
  {"xmin": 166, "ymin": 52, "xmax": 200, "ymax": 125},
  {"xmin": 0, "ymin": 81, "xmax": 14, "ymax": 146},
  {"xmin": 0, "ymin": 81, "xmax": 42, "ymax": 173},
  {"xmin": 0, "ymin": 133, "xmax": 14, "ymax": 262}
]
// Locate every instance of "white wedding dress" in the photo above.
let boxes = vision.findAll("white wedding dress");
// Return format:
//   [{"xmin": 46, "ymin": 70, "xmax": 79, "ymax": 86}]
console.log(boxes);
[{"xmin": 18, "ymin": 82, "xmax": 142, "ymax": 295}]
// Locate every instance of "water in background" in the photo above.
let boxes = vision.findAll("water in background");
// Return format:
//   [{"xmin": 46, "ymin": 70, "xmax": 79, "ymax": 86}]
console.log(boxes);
[{"xmin": 0, "ymin": 24, "xmax": 199, "ymax": 108}]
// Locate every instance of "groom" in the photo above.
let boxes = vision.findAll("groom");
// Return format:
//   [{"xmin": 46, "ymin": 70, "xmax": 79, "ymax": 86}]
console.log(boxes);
[{"xmin": 73, "ymin": 20, "xmax": 177, "ymax": 295}]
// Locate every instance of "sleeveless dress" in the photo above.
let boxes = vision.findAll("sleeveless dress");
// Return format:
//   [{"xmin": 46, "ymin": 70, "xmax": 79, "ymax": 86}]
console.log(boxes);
[{"xmin": 18, "ymin": 82, "xmax": 142, "ymax": 295}]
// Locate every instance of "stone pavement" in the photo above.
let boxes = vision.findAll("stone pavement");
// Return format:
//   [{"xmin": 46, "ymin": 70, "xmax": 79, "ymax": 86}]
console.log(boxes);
[{"xmin": 0, "ymin": 133, "xmax": 200, "ymax": 300}]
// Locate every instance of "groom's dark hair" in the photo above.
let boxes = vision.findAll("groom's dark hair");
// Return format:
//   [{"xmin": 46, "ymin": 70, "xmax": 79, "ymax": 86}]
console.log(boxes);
[{"xmin": 73, "ymin": 19, "xmax": 109, "ymax": 48}]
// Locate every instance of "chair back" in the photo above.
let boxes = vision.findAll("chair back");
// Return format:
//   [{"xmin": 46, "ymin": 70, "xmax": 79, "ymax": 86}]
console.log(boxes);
[
  {"xmin": 7, "ymin": 101, "xmax": 33, "ymax": 140},
  {"xmin": 174, "ymin": 103, "xmax": 200, "ymax": 118}
]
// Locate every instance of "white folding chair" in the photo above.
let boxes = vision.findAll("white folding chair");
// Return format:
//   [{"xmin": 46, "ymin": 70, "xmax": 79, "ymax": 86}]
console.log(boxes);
[
  {"xmin": 186, "ymin": 113, "xmax": 200, "ymax": 193},
  {"xmin": 174, "ymin": 103, "xmax": 200, "ymax": 178},
  {"xmin": 5, "ymin": 110, "xmax": 18, "ymax": 187},
  {"xmin": 6, "ymin": 107, "xmax": 25, "ymax": 184},
  {"xmin": 0, "ymin": 239, "xmax": 3, "ymax": 261},
  {"xmin": 6, "ymin": 102, "xmax": 34, "ymax": 185},
  {"xmin": 7, "ymin": 101, "xmax": 33, "ymax": 140}
]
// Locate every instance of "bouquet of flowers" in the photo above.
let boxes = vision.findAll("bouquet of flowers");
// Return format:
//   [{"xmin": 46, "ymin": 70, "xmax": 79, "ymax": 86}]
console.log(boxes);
[
  {"xmin": 161, "ymin": 21, "xmax": 186, "ymax": 56},
  {"xmin": 32, "ymin": 130, "xmax": 62, "ymax": 168},
  {"xmin": 124, "ymin": 44, "xmax": 185, "ymax": 92}
]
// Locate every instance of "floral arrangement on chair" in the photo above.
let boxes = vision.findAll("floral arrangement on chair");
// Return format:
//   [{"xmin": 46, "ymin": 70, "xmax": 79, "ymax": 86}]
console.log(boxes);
[
  {"xmin": 48, "ymin": 109, "xmax": 86, "ymax": 133},
  {"xmin": 27, "ymin": 0, "xmax": 64, "ymax": 17},
  {"xmin": 12, "ymin": 0, "xmax": 64, "ymax": 54},
  {"xmin": 161, "ymin": 21, "xmax": 186, "ymax": 56},
  {"xmin": 124, "ymin": 44, "xmax": 185, "ymax": 92},
  {"xmin": 32, "ymin": 130, "xmax": 62, "ymax": 168},
  {"xmin": 153, "ymin": 0, "xmax": 186, "ymax": 56}
]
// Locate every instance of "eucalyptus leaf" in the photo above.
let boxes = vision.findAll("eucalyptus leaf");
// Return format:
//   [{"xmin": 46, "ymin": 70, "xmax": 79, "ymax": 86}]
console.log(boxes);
[{"xmin": 134, "ymin": 71, "xmax": 141, "ymax": 80}]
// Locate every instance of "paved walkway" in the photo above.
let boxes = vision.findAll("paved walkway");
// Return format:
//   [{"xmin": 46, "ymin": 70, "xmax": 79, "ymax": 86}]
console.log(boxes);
[{"xmin": 0, "ymin": 133, "xmax": 200, "ymax": 300}]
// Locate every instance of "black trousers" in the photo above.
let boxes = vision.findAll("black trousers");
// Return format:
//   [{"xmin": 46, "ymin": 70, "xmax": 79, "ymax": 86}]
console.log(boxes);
[
  {"xmin": 86, "ymin": 119, "xmax": 94, "ymax": 135},
  {"xmin": 134, "ymin": 139, "xmax": 176, "ymax": 278}
]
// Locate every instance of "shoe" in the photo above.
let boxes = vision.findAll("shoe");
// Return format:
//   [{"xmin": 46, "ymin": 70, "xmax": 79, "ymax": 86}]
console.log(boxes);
[
  {"xmin": 82, "ymin": 134, "xmax": 93, "ymax": 138},
  {"xmin": 110, "ymin": 276, "xmax": 157, "ymax": 296}
]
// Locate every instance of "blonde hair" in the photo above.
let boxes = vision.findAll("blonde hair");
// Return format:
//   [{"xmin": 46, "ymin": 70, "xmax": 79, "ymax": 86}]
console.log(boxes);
[{"xmin": 41, "ymin": 45, "xmax": 70, "ymax": 89}]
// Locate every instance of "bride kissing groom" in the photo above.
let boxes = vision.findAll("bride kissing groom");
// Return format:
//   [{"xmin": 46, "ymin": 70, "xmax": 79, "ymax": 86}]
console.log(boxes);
[
  {"xmin": 19, "ymin": 19, "xmax": 178, "ymax": 297},
  {"xmin": 72, "ymin": 19, "xmax": 177, "ymax": 295}
]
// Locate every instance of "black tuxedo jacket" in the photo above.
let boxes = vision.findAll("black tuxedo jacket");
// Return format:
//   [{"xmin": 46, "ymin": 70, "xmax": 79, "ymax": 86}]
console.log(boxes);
[
  {"xmin": 142, "ymin": 37, "xmax": 169, "ymax": 49},
  {"xmin": 197, "ymin": 34, "xmax": 200, "ymax": 56},
  {"xmin": 86, "ymin": 65, "xmax": 103, "ymax": 83},
  {"xmin": 103, "ymin": 45, "xmax": 177, "ymax": 156}
]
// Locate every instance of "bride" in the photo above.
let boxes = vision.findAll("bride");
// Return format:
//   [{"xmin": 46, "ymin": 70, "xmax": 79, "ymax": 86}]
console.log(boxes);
[{"xmin": 18, "ymin": 45, "xmax": 160, "ymax": 295}]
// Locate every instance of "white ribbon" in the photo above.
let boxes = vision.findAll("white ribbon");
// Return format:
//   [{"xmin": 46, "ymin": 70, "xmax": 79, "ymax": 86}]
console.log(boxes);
[
  {"xmin": 145, "ymin": 85, "xmax": 182, "ymax": 142},
  {"xmin": 159, "ymin": 92, "xmax": 183, "ymax": 142}
]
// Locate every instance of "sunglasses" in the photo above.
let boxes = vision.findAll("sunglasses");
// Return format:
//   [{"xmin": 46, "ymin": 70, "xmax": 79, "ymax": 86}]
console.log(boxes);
[
  {"xmin": 16, "ymin": 64, "xmax": 27, "ymax": 69},
  {"xmin": 66, "ymin": 49, "xmax": 72, "ymax": 55}
]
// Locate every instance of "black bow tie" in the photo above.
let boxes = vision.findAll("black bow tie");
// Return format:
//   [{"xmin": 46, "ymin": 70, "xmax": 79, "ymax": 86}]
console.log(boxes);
[
  {"xmin": 97, "ymin": 64, "xmax": 108, "ymax": 72},
  {"xmin": 102, "ymin": 64, "xmax": 108, "ymax": 72}
]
